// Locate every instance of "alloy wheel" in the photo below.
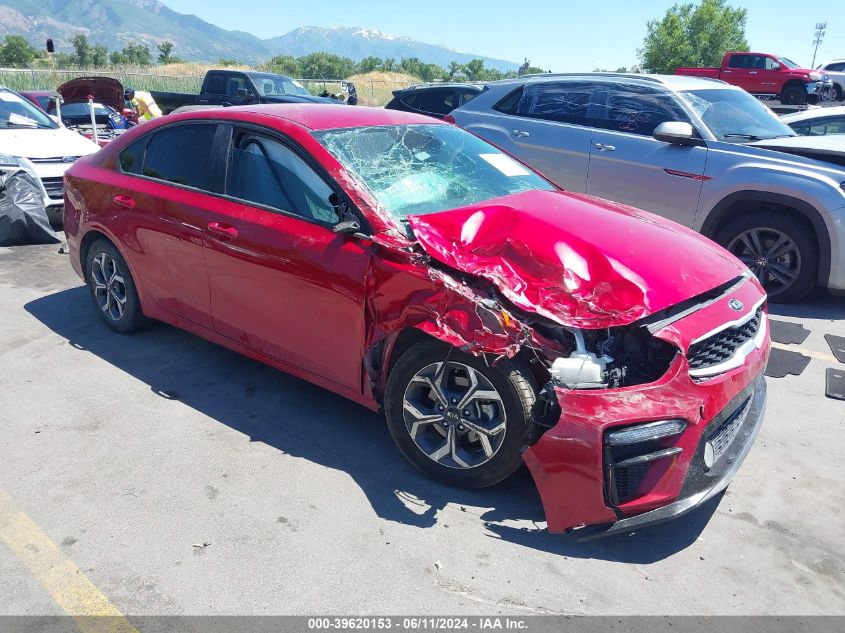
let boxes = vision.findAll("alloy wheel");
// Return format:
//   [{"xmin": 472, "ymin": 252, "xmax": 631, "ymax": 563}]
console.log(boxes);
[
  {"xmin": 402, "ymin": 361, "xmax": 507, "ymax": 469},
  {"xmin": 727, "ymin": 227, "xmax": 801, "ymax": 295},
  {"xmin": 90, "ymin": 252, "xmax": 127, "ymax": 321}
]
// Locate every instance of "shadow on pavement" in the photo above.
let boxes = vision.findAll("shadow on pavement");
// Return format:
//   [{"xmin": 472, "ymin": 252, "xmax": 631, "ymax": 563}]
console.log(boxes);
[
  {"xmin": 26, "ymin": 286, "xmax": 719, "ymax": 563},
  {"xmin": 767, "ymin": 287, "xmax": 845, "ymax": 320}
]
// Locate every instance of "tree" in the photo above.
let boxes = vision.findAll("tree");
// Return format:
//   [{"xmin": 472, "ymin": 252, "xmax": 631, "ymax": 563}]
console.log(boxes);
[
  {"xmin": 119, "ymin": 43, "xmax": 152, "ymax": 65},
  {"xmin": 640, "ymin": 0, "xmax": 748, "ymax": 73},
  {"xmin": 447, "ymin": 61, "xmax": 464, "ymax": 79},
  {"xmin": 464, "ymin": 59, "xmax": 486, "ymax": 81},
  {"xmin": 90, "ymin": 44, "xmax": 108, "ymax": 67},
  {"xmin": 356, "ymin": 56, "xmax": 382, "ymax": 74},
  {"xmin": 71, "ymin": 34, "xmax": 91, "ymax": 67},
  {"xmin": 264, "ymin": 55, "xmax": 299, "ymax": 76},
  {"xmin": 109, "ymin": 51, "xmax": 126, "ymax": 65},
  {"xmin": 297, "ymin": 52, "xmax": 355, "ymax": 79},
  {"xmin": 157, "ymin": 41, "xmax": 175, "ymax": 64},
  {"xmin": 0, "ymin": 35, "xmax": 35, "ymax": 67}
]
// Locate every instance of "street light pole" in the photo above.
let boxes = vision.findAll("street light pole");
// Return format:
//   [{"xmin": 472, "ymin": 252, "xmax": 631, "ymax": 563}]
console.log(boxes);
[{"xmin": 812, "ymin": 21, "xmax": 826, "ymax": 68}]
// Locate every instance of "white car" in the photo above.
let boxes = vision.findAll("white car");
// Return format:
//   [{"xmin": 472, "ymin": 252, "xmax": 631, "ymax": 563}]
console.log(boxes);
[
  {"xmin": 0, "ymin": 87, "xmax": 99, "ymax": 222},
  {"xmin": 781, "ymin": 105, "xmax": 845, "ymax": 136}
]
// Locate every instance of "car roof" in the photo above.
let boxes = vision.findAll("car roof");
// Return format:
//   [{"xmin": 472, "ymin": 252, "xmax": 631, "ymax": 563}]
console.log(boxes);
[
  {"xmin": 192, "ymin": 103, "xmax": 444, "ymax": 130},
  {"xmin": 489, "ymin": 72, "xmax": 732, "ymax": 92},
  {"xmin": 781, "ymin": 105, "xmax": 845, "ymax": 123},
  {"xmin": 398, "ymin": 83, "xmax": 484, "ymax": 93}
]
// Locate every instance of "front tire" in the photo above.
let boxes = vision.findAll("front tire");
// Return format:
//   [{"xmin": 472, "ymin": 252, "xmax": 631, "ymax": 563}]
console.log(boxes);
[
  {"xmin": 385, "ymin": 340, "xmax": 537, "ymax": 488},
  {"xmin": 715, "ymin": 212, "xmax": 817, "ymax": 303},
  {"xmin": 781, "ymin": 84, "xmax": 807, "ymax": 106},
  {"xmin": 84, "ymin": 239, "xmax": 145, "ymax": 332}
]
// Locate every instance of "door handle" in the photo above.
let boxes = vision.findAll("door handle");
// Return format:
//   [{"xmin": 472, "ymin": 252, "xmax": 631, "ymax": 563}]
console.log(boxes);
[
  {"xmin": 113, "ymin": 194, "xmax": 135, "ymax": 209},
  {"xmin": 593, "ymin": 142, "xmax": 616, "ymax": 152},
  {"xmin": 512, "ymin": 129, "xmax": 530, "ymax": 137},
  {"xmin": 207, "ymin": 222, "xmax": 238, "ymax": 239}
]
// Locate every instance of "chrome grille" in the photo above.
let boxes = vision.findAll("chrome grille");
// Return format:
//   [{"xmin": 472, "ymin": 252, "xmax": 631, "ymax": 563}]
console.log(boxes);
[
  {"xmin": 41, "ymin": 177, "xmax": 64, "ymax": 199},
  {"xmin": 687, "ymin": 307, "xmax": 763, "ymax": 372}
]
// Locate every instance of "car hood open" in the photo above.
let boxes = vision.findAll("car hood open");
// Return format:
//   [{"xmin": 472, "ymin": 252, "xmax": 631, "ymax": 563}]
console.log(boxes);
[
  {"xmin": 57, "ymin": 77, "xmax": 124, "ymax": 111},
  {"xmin": 407, "ymin": 190, "xmax": 747, "ymax": 328}
]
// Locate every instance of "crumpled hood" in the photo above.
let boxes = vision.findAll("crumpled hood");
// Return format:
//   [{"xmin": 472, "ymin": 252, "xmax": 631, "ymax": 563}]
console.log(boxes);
[
  {"xmin": 407, "ymin": 190, "xmax": 747, "ymax": 328},
  {"xmin": 57, "ymin": 77, "xmax": 124, "ymax": 111}
]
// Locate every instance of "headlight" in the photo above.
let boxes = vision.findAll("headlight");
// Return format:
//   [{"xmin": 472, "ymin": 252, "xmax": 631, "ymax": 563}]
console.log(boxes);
[
  {"xmin": 809, "ymin": 71, "xmax": 822, "ymax": 81},
  {"xmin": 0, "ymin": 153, "xmax": 19, "ymax": 167},
  {"xmin": 606, "ymin": 419, "xmax": 687, "ymax": 445}
]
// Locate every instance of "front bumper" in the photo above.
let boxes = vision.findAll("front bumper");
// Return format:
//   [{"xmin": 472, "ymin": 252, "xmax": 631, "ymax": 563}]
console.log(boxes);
[
  {"xmin": 575, "ymin": 374, "xmax": 766, "ymax": 539},
  {"xmin": 807, "ymin": 80, "xmax": 833, "ymax": 94},
  {"xmin": 522, "ymin": 279, "xmax": 770, "ymax": 534}
]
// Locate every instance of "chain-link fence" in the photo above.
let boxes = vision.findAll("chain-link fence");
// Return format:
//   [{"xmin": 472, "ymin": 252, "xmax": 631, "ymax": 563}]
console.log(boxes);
[{"xmin": 0, "ymin": 66, "xmax": 412, "ymax": 107}]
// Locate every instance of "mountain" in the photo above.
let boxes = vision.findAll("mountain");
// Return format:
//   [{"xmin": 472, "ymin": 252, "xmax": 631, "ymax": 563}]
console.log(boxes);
[
  {"xmin": 266, "ymin": 27, "xmax": 518, "ymax": 71},
  {"xmin": 0, "ymin": 0, "xmax": 518, "ymax": 71}
]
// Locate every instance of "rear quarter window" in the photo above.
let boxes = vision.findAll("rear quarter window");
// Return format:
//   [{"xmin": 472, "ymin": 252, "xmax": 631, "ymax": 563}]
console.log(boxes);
[
  {"xmin": 118, "ymin": 136, "xmax": 148, "ymax": 175},
  {"xmin": 140, "ymin": 124, "xmax": 218, "ymax": 191}
]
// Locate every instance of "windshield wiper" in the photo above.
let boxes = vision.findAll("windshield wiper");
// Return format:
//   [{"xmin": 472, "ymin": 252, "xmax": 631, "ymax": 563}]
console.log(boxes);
[{"xmin": 722, "ymin": 133, "xmax": 763, "ymax": 141}]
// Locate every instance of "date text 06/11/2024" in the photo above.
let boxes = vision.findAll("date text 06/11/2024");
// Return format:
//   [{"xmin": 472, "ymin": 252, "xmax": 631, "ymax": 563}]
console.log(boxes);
[{"xmin": 306, "ymin": 617, "xmax": 528, "ymax": 630}]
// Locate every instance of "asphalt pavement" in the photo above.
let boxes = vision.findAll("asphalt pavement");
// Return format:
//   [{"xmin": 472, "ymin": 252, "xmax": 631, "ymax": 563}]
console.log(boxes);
[{"xmin": 0, "ymin": 241, "xmax": 843, "ymax": 616}]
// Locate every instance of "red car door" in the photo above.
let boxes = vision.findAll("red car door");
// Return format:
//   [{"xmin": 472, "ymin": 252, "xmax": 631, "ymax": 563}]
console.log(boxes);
[
  {"xmin": 106, "ymin": 123, "xmax": 226, "ymax": 329},
  {"xmin": 203, "ymin": 125, "xmax": 371, "ymax": 391}
]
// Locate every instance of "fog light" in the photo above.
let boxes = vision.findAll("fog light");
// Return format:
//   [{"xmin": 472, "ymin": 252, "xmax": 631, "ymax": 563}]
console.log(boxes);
[{"xmin": 606, "ymin": 419, "xmax": 687, "ymax": 446}]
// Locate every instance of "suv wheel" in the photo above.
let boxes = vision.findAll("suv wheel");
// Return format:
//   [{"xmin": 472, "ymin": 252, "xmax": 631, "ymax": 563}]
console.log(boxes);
[
  {"xmin": 715, "ymin": 213, "xmax": 817, "ymax": 303},
  {"xmin": 85, "ymin": 239, "xmax": 145, "ymax": 332},
  {"xmin": 384, "ymin": 340, "xmax": 536, "ymax": 489}
]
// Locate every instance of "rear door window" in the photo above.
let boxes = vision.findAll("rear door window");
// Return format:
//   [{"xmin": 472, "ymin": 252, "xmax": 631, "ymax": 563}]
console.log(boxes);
[
  {"xmin": 514, "ymin": 81, "xmax": 594, "ymax": 126},
  {"xmin": 142, "ymin": 123, "xmax": 219, "ymax": 191},
  {"xmin": 204, "ymin": 73, "xmax": 227, "ymax": 95},
  {"xmin": 418, "ymin": 90, "xmax": 457, "ymax": 115}
]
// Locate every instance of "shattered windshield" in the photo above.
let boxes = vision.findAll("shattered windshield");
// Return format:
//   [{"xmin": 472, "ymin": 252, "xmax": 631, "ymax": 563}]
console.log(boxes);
[{"xmin": 312, "ymin": 124, "xmax": 554, "ymax": 220}]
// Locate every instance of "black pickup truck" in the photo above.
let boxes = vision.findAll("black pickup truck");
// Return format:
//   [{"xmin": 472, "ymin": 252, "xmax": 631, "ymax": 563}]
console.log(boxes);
[{"xmin": 150, "ymin": 69, "xmax": 344, "ymax": 114}]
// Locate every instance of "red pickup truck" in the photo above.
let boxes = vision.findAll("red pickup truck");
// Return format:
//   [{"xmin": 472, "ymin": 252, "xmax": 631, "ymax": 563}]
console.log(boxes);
[{"xmin": 676, "ymin": 52, "xmax": 832, "ymax": 105}]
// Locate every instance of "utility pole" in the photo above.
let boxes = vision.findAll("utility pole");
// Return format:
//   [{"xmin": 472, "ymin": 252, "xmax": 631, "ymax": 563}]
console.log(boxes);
[{"xmin": 812, "ymin": 21, "xmax": 826, "ymax": 68}]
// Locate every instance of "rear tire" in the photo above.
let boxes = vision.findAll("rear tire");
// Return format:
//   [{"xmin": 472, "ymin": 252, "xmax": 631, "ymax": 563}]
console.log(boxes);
[
  {"xmin": 384, "ymin": 340, "xmax": 537, "ymax": 489},
  {"xmin": 84, "ymin": 239, "xmax": 145, "ymax": 332},
  {"xmin": 715, "ymin": 212, "xmax": 817, "ymax": 303},
  {"xmin": 781, "ymin": 84, "xmax": 807, "ymax": 106}
]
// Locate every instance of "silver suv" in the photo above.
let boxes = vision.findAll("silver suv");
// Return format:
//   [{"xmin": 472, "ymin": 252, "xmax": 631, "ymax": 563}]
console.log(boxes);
[{"xmin": 451, "ymin": 74, "xmax": 845, "ymax": 302}]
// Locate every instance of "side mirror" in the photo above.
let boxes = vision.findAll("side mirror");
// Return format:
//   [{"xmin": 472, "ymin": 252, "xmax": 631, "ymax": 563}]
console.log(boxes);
[
  {"xmin": 330, "ymin": 194, "xmax": 364, "ymax": 235},
  {"xmin": 653, "ymin": 121, "xmax": 701, "ymax": 146}
]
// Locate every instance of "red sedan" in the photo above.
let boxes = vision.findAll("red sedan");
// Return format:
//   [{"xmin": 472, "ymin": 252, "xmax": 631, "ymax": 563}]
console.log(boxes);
[{"xmin": 63, "ymin": 105, "xmax": 769, "ymax": 536}]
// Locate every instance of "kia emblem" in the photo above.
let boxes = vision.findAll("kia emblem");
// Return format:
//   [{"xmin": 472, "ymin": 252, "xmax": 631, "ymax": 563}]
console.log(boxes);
[{"xmin": 728, "ymin": 298, "xmax": 744, "ymax": 311}]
